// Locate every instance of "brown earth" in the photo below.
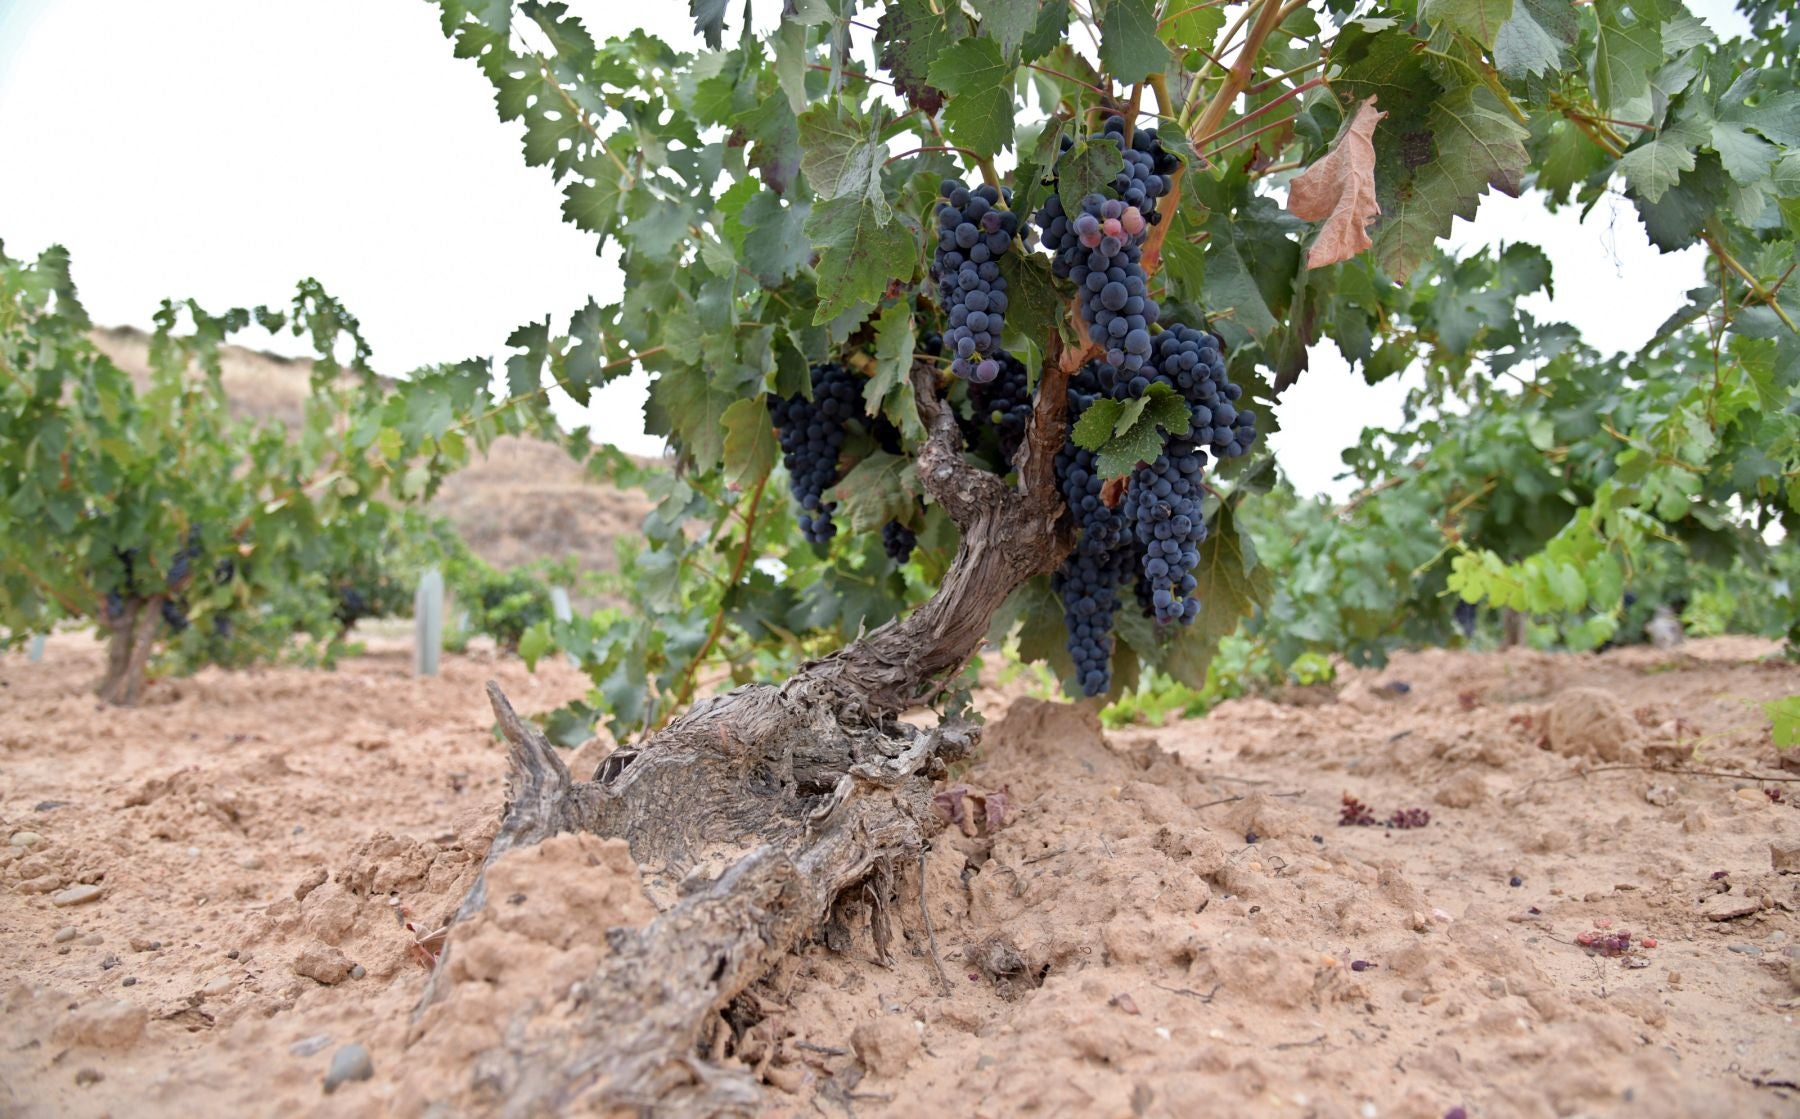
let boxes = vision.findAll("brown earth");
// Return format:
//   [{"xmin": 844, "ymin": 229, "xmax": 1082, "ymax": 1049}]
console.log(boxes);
[
  {"xmin": 2, "ymin": 635, "xmax": 1797, "ymax": 1117},
  {"xmin": 88, "ymin": 325, "xmax": 654, "ymax": 577}
]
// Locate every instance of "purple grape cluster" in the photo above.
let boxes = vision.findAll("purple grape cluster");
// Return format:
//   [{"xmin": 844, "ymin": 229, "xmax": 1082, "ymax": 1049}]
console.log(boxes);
[
  {"xmin": 768, "ymin": 362, "xmax": 862, "ymax": 543},
  {"xmin": 1052, "ymin": 385, "xmax": 1135, "ymax": 696},
  {"xmin": 1037, "ymin": 192, "xmax": 1158, "ymax": 374},
  {"xmin": 1123, "ymin": 444, "xmax": 1208, "ymax": 625},
  {"xmin": 933, "ymin": 179, "xmax": 1022, "ymax": 382},
  {"xmin": 881, "ymin": 519, "xmax": 917, "ymax": 564},
  {"xmin": 967, "ymin": 351, "xmax": 1033, "ymax": 466},
  {"xmin": 1141, "ymin": 323, "xmax": 1258, "ymax": 460}
]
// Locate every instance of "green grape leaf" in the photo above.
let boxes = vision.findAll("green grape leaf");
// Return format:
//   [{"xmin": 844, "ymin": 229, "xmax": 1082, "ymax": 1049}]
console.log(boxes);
[
  {"xmin": 999, "ymin": 252, "xmax": 1066, "ymax": 360},
  {"xmin": 798, "ymin": 107, "xmax": 889, "ymax": 216},
  {"xmin": 648, "ymin": 363, "xmax": 737, "ymax": 473},
  {"xmin": 1591, "ymin": 0, "xmax": 1662, "ymax": 115},
  {"xmin": 1094, "ymin": 385, "xmax": 1192, "ymax": 477},
  {"xmin": 689, "ymin": 0, "xmax": 729, "ymax": 49},
  {"xmin": 1334, "ymin": 28, "xmax": 1528, "ymax": 282},
  {"xmin": 1162, "ymin": 2, "xmax": 1225, "ymax": 58},
  {"xmin": 973, "ymin": 0, "xmax": 1041, "ymax": 58},
  {"xmin": 927, "ymin": 38, "xmax": 1017, "ymax": 155},
  {"xmin": 1421, "ymin": 0, "xmax": 1514, "ymax": 50},
  {"xmin": 1057, "ymin": 138, "xmax": 1124, "ymax": 219},
  {"xmin": 1096, "ymin": 0, "xmax": 1165, "ymax": 87},
  {"xmin": 1494, "ymin": 0, "xmax": 1577, "ymax": 79},
  {"xmin": 868, "ymin": 301, "xmax": 926, "ymax": 444},
  {"xmin": 720, "ymin": 397, "xmax": 777, "ymax": 489},
  {"xmin": 804, "ymin": 197, "xmax": 918, "ymax": 324},
  {"xmin": 1616, "ymin": 120, "xmax": 1704, "ymax": 204},
  {"xmin": 1708, "ymin": 122, "xmax": 1779, "ymax": 186},
  {"xmin": 1072, "ymin": 398, "xmax": 1124, "ymax": 450},
  {"xmin": 738, "ymin": 192, "xmax": 813, "ymax": 288},
  {"xmin": 827, "ymin": 450, "xmax": 922, "ymax": 534},
  {"xmin": 877, "ymin": 0, "xmax": 964, "ymax": 114}
]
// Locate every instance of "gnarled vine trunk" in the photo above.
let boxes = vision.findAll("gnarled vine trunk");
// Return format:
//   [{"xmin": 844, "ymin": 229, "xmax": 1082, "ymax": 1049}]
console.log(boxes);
[{"xmin": 416, "ymin": 353, "xmax": 1089, "ymax": 1114}]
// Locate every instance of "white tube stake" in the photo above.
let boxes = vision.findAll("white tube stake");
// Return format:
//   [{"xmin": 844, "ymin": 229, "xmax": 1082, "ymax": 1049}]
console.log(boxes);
[
  {"xmin": 415, "ymin": 567, "xmax": 444, "ymax": 677},
  {"xmin": 550, "ymin": 586, "xmax": 573, "ymax": 623},
  {"xmin": 27, "ymin": 634, "xmax": 47, "ymax": 663}
]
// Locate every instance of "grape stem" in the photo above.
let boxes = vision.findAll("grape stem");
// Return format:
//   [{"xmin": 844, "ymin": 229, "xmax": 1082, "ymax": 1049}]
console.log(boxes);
[{"xmin": 1185, "ymin": 0, "xmax": 1290, "ymax": 146}]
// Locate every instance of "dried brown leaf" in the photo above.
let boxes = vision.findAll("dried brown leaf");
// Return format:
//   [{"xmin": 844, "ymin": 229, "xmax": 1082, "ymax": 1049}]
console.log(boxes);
[{"xmin": 1287, "ymin": 97, "xmax": 1386, "ymax": 269}]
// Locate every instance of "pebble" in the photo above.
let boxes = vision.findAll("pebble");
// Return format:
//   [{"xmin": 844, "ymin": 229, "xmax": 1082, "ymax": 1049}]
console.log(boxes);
[
  {"xmin": 74, "ymin": 1068, "xmax": 103, "ymax": 1087},
  {"xmin": 122, "ymin": 977, "xmax": 137, "ymax": 987},
  {"xmin": 185, "ymin": 847, "xmax": 200, "ymax": 859},
  {"xmin": 1728, "ymin": 943, "xmax": 1763, "ymax": 957},
  {"xmin": 53, "ymin": 926, "xmax": 77, "ymax": 944},
  {"xmin": 100, "ymin": 955, "xmax": 120, "ymax": 970},
  {"xmin": 290, "ymin": 1034, "xmax": 333, "ymax": 1057},
  {"xmin": 81, "ymin": 933, "xmax": 103, "ymax": 945},
  {"xmin": 240, "ymin": 855, "xmax": 265, "ymax": 871},
  {"xmin": 350, "ymin": 964, "xmax": 366, "ymax": 980},
  {"xmin": 1509, "ymin": 876, "xmax": 1522, "ymax": 888},
  {"xmin": 323, "ymin": 1044, "xmax": 374, "ymax": 1093},
  {"xmin": 34, "ymin": 800, "xmax": 70, "ymax": 812},
  {"xmin": 10, "ymin": 831, "xmax": 44, "ymax": 848},
  {"xmin": 51, "ymin": 884, "xmax": 104, "ymax": 907}
]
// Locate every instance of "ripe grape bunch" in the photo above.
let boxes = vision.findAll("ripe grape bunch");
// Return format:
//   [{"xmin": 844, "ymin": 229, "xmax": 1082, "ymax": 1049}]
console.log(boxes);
[
  {"xmin": 1034, "ymin": 117, "xmax": 1176, "ymax": 376},
  {"xmin": 966, "ymin": 351, "xmax": 1032, "ymax": 466},
  {"xmin": 932, "ymin": 179, "xmax": 1022, "ymax": 383},
  {"xmin": 769, "ymin": 362, "xmax": 863, "ymax": 543},
  {"xmin": 1050, "ymin": 367, "xmax": 1137, "ymax": 696}
]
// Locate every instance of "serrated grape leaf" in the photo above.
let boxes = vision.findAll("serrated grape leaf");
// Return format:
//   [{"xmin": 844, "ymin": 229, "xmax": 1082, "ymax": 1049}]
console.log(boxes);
[
  {"xmin": 927, "ymin": 39, "xmax": 1017, "ymax": 155},
  {"xmin": 877, "ymin": 0, "xmax": 964, "ymax": 114},
  {"xmin": 1660, "ymin": 12, "xmax": 1714, "ymax": 53},
  {"xmin": 1094, "ymin": 385, "xmax": 1190, "ymax": 478},
  {"xmin": 739, "ymin": 190, "xmax": 813, "ymax": 286},
  {"xmin": 1494, "ymin": 0, "xmax": 1577, "ymax": 79},
  {"xmin": 648, "ymin": 363, "xmax": 736, "ymax": 472},
  {"xmin": 1057, "ymin": 138, "xmax": 1124, "ymax": 218},
  {"xmin": 999, "ymin": 252, "xmax": 1066, "ymax": 357},
  {"xmin": 1708, "ymin": 122, "xmax": 1778, "ymax": 186},
  {"xmin": 1616, "ymin": 118, "xmax": 1704, "ymax": 204},
  {"xmin": 1201, "ymin": 210, "xmax": 1279, "ymax": 337},
  {"xmin": 1013, "ymin": 117, "xmax": 1064, "ymax": 222},
  {"xmin": 690, "ymin": 0, "xmax": 729, "ymax": 49},
  {"xmin": 827, "ymin": 450, "xmax": 921, "ymax": 534},
  {"xmin": 804, "ymin": 197, "xmax": 916, "ymax": 324},
  {"xmin": 1767, "ymin": 695, "xmax": 1800, "ymax": 749},
  {"xmin": 798, "ymin": 107, "xmax": 889, "ymax": 217},
  {"xmin": 1421, "ymin": 0, "xmax": 1514, "ymax": 49},
  {"xmin": 1097, "ymin": 0, "xmax": 1165, "ymax": 87},
  {"xmin": 560, "ymin": 157, "xmax": 628, "ymax": 243},
  {"xmin": 1334, "ymin": 28, "xmax": 1527, "ymax": 282},
  {"xmin": 1288, "ymin": 97, "xmax": 1386, "ymax": 269},
  {"xmin": 867, "ymin": 301, "xmax": 926, "ymax": 444},
  {"xmin": 1072, "ymin": 398, "xmax": 1124, "ymax": 450},
  {"xmin": 999, "ymin": 575, "xmax": 1077, "ymax": 680},
  {"xmin": 973, "ymin": 0, "xmax": 1040, "ymax": 57},
  {"xmin": 1020, "ymin": 1, "xmax": 1070, "ymax": 62},
  {"xmin": 720, "ymin": 397, "xmax": 776, "ymax": 488},
  {"xmin": 1633, "ymin": 152, "xmax": 1727, "ymax": 251},
  {"xmin": 1591, "ymin": 0, "xmax": 1662, "ymax": 116},
  {"xmin": 1725, "ymin": 90, "xmax": 1800, "ymax": 148},
  {"xmin": 1162, "ymin": 2, "xmax": 1225, "ymax": 58},
  {"xmin": 504, "ymin": 317, "xmax": 551, "ymax": 399}
]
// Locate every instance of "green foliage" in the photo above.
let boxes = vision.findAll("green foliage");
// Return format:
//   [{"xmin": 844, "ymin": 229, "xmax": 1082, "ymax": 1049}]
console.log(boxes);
[
  {"xmin": 0, "ymin": 241, "xmax": 564, "ymax": 698},
  {"xmin": 407, "ymin": 0, "xmax": 1798, "ymax": 736}
]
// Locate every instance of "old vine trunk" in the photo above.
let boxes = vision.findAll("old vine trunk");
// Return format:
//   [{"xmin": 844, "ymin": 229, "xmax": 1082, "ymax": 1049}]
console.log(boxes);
[{"xmin": 412, "ymin": 358, "xmax": 1084, "ymax": 1114}]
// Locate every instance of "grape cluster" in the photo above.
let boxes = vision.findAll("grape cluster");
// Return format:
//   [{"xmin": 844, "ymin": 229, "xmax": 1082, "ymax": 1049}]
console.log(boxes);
[
  {"xmin": 933, "ymin": 180, "xmax": 1021, "ymax": 383},
  {"xmin": 1140, "ymin": 323, "xmax": 1259, "ymax": 460},
  {"xmin": 967, "ymin": 351, "xmax": 1032, "ymax": 466},
  {"xmin": 1123, "ymin": 444, "xmax": 1209, "ymax": 625},
  {"xmin": 161, "ymin": 598, "xmax": 190, "ymax": 632},
  {"xmin": 769, "ymin": 362, "xmax": 863, "ymax": 543},
  {"xmin": 881, "ymin": 520, "xmax": 917, "ymax": 564},
  {"xmin": 1038, "ymin": 193, "xmax": 1158, "ymax": 374},
  {"xmin": 1051, "ymin": 384, "xmax": 1134, "ymax": 696}
]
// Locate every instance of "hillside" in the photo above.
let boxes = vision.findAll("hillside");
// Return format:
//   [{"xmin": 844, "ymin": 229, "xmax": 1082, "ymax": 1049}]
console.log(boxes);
[{"xmin": 87, "ymin": 325, "xmax": 652, "ymax": 576}]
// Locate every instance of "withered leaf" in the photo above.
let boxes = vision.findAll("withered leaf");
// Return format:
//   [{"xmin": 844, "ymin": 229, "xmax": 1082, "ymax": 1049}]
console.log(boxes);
[{"xmin": 1287, "ymin": 97, "xmax": 1386, "ymax": 269}]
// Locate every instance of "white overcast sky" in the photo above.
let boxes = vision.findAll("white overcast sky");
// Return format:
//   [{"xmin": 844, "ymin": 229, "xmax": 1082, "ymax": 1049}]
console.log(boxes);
[{"xmin": 0, "ymin": 0, "xmax": 1752, "ymax": 498}]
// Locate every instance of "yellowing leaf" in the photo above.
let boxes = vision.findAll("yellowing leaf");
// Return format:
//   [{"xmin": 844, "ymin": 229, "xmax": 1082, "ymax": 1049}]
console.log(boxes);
[{"xmin": 1288, "ymin": 97, "xmax": 1386, "ymax": 269}]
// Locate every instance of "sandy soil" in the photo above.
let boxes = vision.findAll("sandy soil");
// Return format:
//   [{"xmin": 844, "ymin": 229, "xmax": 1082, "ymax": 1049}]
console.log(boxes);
[{"xmin": 1, "ymin": 635, "xmax": 1796, "ymax": 1118}]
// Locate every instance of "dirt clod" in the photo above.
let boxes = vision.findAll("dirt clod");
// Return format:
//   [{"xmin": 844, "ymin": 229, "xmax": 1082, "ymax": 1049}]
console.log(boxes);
[
  {"xmin": 851, "ymin": 1017, "xmax": 920, "ymax": 1077},
  {"xmin": 53, "ymin": 1000, "xmax": 146, "ymax": 1050}
]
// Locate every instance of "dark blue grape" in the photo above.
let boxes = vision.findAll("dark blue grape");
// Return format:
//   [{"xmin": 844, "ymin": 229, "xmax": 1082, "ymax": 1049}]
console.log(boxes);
[
  {"xmin": 769, "ymin": 362, "xmax": 863, "ymax": 543},
  {"xmin": 882, "ymin": 519, "xmax": 917, "ymax": 564}
]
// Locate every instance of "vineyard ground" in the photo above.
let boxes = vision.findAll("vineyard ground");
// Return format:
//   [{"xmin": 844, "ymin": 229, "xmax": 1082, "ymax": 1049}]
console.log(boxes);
[{"xmin": 1, "ymin": 635, "xmax": 1796, "ymax": 1118}]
